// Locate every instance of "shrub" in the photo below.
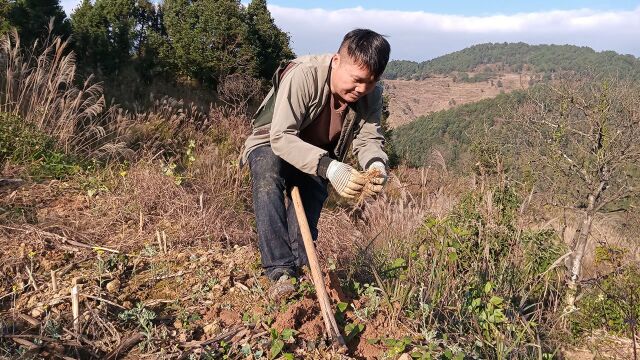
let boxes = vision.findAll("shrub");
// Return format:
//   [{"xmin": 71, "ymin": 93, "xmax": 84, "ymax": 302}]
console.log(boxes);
[{"xmin": 0, "ymin": 112, "xmax": 81, "ymax": 179}]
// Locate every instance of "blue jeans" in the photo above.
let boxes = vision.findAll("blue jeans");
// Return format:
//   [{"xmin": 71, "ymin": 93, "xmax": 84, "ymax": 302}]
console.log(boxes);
[{"xmin": 248, "ymin": 145, "xmax": 329, "ymax": 281}]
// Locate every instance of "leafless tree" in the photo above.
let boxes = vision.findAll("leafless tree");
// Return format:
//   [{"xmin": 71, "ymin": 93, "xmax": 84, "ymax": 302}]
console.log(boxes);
[
  {"xmin": 508, "ymin": 76, "xmax": 640, "ymax": 309},
  {"xmin": 216, "ymin": 73, "xmax": 263, "ymax": 115}
]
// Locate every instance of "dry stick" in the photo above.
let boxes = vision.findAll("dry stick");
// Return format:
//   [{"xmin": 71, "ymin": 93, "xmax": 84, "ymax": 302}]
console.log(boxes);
[
  {"xmin": 156, "ymin": 230, "xmax": 162, "ymax": 253},
  {"xmin": 291, "ymin": 186, "xmax": 347, "ymax": 348},
  {"xmin": 104, "ymin": 332, "xmax": 145, "ymax": 360},
  {"xmin": 162, "ymin": 230, "xmax": 167, "ymax": 254},
  {"xmin": 25, "ymin": 265, "xmax": 39, "ymax": 291},
  {"xmin": 71, "ymin": 280, "xmax": 81, "ymax": 334},
  {"xmin": 51, "ymin": 270, "xmax": 57, "ymax": 292},
  {"xmin": 81, "ymin": 294, "xmax": 127, "ymax": 309},
  {"xmin": 138, "ymin": 210, "xmax": 143, "ymax": 234},
  {"xmin": 34, "ymin": 226, "xmax": 120, "ymax": 253}
]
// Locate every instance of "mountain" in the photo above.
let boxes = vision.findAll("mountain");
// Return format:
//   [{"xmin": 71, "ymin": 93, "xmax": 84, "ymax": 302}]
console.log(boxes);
[{"xmin": 383, "ymin": 42, "xmax": 640, "ymax": 81}]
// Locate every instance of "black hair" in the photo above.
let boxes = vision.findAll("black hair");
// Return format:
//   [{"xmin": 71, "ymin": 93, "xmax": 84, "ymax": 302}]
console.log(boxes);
[{"xmin": 338, "ymin": 29, "xmax": 390, "ymax": 78}]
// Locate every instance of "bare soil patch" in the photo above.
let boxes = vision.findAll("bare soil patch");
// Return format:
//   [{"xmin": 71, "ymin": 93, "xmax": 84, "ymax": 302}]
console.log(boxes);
[{"xmin": 384, "ymin": 73, "xmax": 531, "ymax": 128}]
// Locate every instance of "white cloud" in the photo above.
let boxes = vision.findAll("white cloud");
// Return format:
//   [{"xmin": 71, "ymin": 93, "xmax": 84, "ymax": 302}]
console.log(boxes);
[
  {"xmin": 58, "ymin": 1, "xmax": 640, "ymax": 61},
  {"xmin": 268, "ymin": 5, "xmax": 640, "ymax": 61}
]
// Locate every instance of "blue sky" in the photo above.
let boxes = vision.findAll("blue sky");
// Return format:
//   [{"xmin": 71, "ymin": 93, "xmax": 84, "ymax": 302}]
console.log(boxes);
[
  {"xmin": 266, "ymin": 0, "xmax": 640, "ymax": 15},
  {"xmin": 60, "ymin": 1, "xmax": 640, "ymax": 62}
]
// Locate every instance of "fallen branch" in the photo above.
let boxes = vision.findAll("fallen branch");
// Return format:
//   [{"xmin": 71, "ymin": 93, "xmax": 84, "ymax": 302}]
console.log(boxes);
[
  {"xmin": 179, "ymin": 324, "xmax": 245, "ymax": 349},
  {"xmin": 81, "ymin": 294, "xmax": 127, "ymax": 309},
  {"xmin": 104, "ymin": 332, "xmax": 145, "ymax": 360},
  {"xmin": 10, "ymin": 337, "xmax": 39, "ymax": 350},
  {"xmin": 0, "ymin": 225, "xmax": 120, "ymax": 253}
]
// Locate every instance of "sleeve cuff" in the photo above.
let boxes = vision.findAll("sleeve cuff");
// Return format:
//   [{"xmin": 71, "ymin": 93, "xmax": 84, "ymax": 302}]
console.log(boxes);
[
  {"xmin": 317, "ymin": 155, "xmax": 333, "ymax": 179},
  {"xmin": 365, "ymin": 157, "xmax": 386, "ymax": 170}
]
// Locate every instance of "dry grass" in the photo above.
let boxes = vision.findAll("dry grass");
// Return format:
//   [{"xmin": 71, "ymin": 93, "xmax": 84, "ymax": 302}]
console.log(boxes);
[
  {"xmin": 0, "ymin": 30, "xmax": 107, "ymax": 154},
  {"xmin": 317, "ymin": 167, "xmax": 459, "ymax": 281}
]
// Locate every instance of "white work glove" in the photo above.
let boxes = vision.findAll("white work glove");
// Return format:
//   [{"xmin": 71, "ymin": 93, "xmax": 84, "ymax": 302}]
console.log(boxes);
[
  {"xmin": 363, "ymin": 161, "xmax": 387, "ymax": 196},
  {"xmin": 326, "ymin": 160, "xmax": 366, "ymax": 199}
]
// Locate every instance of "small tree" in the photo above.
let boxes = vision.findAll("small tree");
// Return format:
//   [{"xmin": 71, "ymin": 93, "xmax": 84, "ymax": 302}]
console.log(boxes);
[
  {"xmin": 508, "ymin": 78, "xmax": 640, "ymax": 309},
  {"xmin": 0, "ymin": 0, "xmax": 12, "ymax": 36},
  {"xmin": 245, "ymin": 0, "xmax": 294, "ymax": 82},
  {"xmin": 71, "ymin": 0, "xmax": 158, "ymax": 75},
  {"xmin": 161, "ymin": 0, "xmax": 252, "ymax": 87},
  {"xmin": 9, "ymin": 0, "xmax": 70, "ymax": 48}
]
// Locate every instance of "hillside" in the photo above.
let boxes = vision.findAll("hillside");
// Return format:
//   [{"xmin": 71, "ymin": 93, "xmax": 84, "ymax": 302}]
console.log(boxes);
[
  {"xmin": 383, "ymin": 72, "xmax": 530, "ymax": 128},
  {"xmin": 384, "ymin": 42, "xmax": 640, "ymax": 81},
  {"xmin": 390, "ymin": 90, "xmax": 527, "ymax": 168}
]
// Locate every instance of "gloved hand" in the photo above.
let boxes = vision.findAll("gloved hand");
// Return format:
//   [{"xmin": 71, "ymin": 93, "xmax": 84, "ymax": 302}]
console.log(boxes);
[
  {"xmin": 363, "ymin": 161, "xmax": 387, "ymax": 196},
  {"xmin": 326, "ymin": 160, "xmax": 366, "ymax": 199}
]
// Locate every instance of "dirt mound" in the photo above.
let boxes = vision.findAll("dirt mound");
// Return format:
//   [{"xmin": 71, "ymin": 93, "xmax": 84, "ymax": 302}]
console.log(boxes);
[
  {"xmin": 353, "ymin": 315, "xmax": 386, "ymax": 359},
  {"xmin": 273, "ymin": 297, "xmax": 324, "ymax": 341}
]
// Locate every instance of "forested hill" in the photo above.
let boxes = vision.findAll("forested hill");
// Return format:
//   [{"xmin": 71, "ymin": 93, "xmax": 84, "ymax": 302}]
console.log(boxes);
[
  {"xmin": 390, "ymin": 90, "xmax": 528, "ymax": 169},
  {"xmin": 384, "ymin": 42, "xmax": 640, "ymax": 80}
]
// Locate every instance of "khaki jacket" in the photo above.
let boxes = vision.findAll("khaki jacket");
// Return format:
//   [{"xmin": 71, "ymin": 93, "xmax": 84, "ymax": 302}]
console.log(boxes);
[{"xmin": 242, "ymin": 53, "xmax": 388, "ymax": 175}]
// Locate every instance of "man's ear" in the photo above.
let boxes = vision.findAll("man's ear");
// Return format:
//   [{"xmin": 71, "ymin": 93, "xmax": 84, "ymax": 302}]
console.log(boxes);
[{"xmin": 331, "ymin": 53, "xmax": 340, "ymax": 69}]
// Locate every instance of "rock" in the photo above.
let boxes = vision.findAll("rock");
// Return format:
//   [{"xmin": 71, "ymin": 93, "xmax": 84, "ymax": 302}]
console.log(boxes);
[
  {"xmin": 219, "ymin": 309, "xmax": 240, "ymax": 326},
  {"xmin": 26, "ymin": 296, "xmax": 39, "ymax": 308},
  {"xmin": 398, "ymin": 354, "xmax": 412, "ymax": 360},
  {"xmin": 203, "ymin": 322, "xmax": 220, "ymax": 337},
  {"xmin": 31, "ymin": 307, "xmax": 44, "ymax": 319},
  {"xmin": 235, "ymin": 282, "xmax": 249, "ymax": 292},
  {"xmin": 106, "ymin": 279, "xmax": 121, "ymax": 294}
]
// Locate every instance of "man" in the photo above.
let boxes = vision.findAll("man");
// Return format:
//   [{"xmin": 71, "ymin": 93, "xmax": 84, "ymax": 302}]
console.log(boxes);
[{"xmin": 243, "ymin": 29, "xmax": 390, "ymax": 300}]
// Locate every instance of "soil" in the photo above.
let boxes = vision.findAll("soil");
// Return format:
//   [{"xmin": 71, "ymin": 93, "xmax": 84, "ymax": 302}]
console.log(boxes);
[
  {"xmin": 272, "ymin": 297, "xmax": 322, "ymax": 341},
  {"xmin": 325, "ymin": 270, "xmax": 349, "ymax": 304},
  {"xmin": 354, "ymin": 321, "xmax": 385, "ymax": 359},
  {"xmin": 384, "ymin": 72, "xmax": 531, "ymax": 128}
]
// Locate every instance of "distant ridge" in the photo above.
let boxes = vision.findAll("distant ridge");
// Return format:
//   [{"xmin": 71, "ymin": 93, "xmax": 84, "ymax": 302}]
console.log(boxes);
[{"xmin": 384, "ymin": 42, "xmax": 640, "ymax": 81}]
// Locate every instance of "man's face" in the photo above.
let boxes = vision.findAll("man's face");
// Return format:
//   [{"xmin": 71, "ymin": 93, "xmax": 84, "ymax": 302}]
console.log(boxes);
[{"xmin": 330, "ymin": 53, "xmax": 378, "ymax": 103}]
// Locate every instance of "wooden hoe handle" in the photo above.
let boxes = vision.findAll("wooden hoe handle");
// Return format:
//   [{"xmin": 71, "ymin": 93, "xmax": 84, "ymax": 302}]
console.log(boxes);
[{"xmin": 290, "ymin": 186, "xmax": 347, "ymax": 348}]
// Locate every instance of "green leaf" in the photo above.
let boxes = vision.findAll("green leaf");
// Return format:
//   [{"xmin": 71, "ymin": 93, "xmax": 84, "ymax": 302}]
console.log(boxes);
[
  {"xmin": 337, "ymin": 302, "xmax": 349, "ymax": 313},
  {"xmin": 281, "ymin": 353, "xmax": 294, "ymax": 360},
  {"xmin": 242, "ymin": 312, "xmax": 251, "ymax": 322},
  {"xmin": 240, "ymin": 344, "xmax": 252, "ymax": 355},
  {"xmin": 367, "ymin": 338, "xmax": 379, "ymax": 345},
  {"xmin": 281, "ymin": 328, "xmax": 295, "ymax": 341},
  {"xmin": 270, "ymin": 339, "xmax": 284, "ymax": 359},
  {"xmin": 448, "ymin": 250, "xmax": 458, "ymax": 262},
  {"xmin": 345, "ymin": 323, "xmax": 365, "ymax": 342},
  {"xmin": 489, "ymin": 296, "xmax": 503, "ymax": 306},
  {"xmin": 383, "ymin": 338, "xmax": 397, "ymax": 347},
  {"xmin": 484, "ymin": 281, "xmax": 493, "ymax": 294},
  {"xmin": 390, "ymin": 257, "xmax": 406, "ymax": 269}
]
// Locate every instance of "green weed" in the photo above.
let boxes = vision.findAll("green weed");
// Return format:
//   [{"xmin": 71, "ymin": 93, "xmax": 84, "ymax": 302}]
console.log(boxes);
[{"xmin": 0, "ymin": 112, "xmax": 82, "ymax": 179}]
